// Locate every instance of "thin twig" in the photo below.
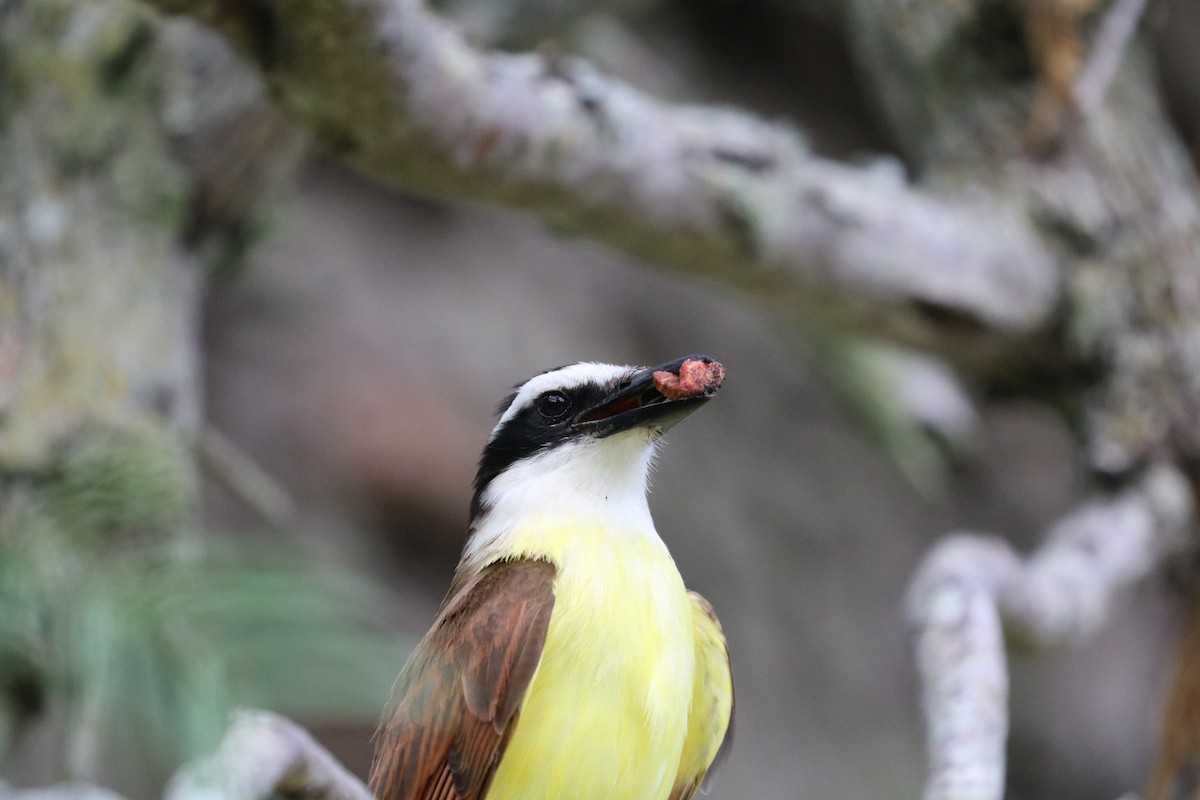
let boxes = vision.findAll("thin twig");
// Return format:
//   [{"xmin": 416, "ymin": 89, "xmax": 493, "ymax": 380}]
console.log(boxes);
[
  {"xmin": 198, "ymin": 426, "xmax": 297, "ymax": 528},
  {"xmin": 1074, "ymin": 0, "xmax": 1150, "ymax": 114}
]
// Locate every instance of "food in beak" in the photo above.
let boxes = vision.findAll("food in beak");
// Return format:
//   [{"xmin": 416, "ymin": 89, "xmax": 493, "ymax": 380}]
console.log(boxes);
[{"xmin": 652, "ymin": 358, "xmax": 726, "ymax": 401}]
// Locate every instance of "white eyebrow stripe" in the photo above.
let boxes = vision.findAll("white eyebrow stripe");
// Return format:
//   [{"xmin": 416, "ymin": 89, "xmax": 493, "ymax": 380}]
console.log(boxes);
[{"xmin": 490, "ymin": 361, "xmax": 639, "ymax": 439}]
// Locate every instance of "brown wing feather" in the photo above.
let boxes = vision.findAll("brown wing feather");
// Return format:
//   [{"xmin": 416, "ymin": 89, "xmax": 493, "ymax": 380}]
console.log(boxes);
[{"xmin": 369, "ymin": 559, "xmax": 556, "ymax": 800}]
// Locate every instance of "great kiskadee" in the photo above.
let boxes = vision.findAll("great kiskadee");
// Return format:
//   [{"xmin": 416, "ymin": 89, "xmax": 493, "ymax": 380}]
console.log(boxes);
[{"xmin": 369, "ymin": 355, "xmax": 734, "ymax": 800}]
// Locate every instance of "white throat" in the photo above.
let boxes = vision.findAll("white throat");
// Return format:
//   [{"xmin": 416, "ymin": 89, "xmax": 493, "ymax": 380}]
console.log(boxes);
[{"xmin": 462, "ymin": 430, "xmax": 661, "ymax": 570}]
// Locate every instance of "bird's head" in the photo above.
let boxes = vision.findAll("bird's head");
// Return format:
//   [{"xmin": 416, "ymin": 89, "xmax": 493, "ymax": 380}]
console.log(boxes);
[{"xmin": 465, "ymin": 355, "xmax": 725, "ymax": 549}]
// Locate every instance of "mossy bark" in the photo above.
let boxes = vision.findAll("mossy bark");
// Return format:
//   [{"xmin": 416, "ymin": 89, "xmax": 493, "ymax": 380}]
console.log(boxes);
[
  {"xmin": 0, "ymin": 0, "xmax": 203, "ymax": 776},
  {"xmin": 847, "ymin": 0, "xmax": 1200, "ymax": 476},
  {"xmin": 137, "ymin": 0, "xmax": 1063, "ymax": 368},
  {"xmin": 0, "ymin": 0, "xmax": 294, "ymax": 784},
  {"xmin": 132, "ymin": 0, "xmax": 1200, "ymax": 477},
  {"xmin": 0, "ymin": 0, "xmax": 201, "ymax": 462}
]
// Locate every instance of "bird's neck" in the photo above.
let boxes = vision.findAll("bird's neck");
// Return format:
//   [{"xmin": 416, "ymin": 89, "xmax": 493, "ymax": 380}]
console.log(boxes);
[{"xmin": 460, "ymin": 435, "xmax": 661, "ymax": 574}]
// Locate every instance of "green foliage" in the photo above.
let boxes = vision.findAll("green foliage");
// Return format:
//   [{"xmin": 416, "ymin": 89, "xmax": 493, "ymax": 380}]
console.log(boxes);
[
  {"xmin": 55, "ymin": 546, "xmax": 406, "ymax": 791},
  {"xmin": 0, "ymin": 430, "xmax": 408, "ymax": 795},
  {"xmin": 2, "ymin": 2, "xmax": 399, "ymax": 790},
  {"xmin": 44, "ymin": 431, "xmax": 191, "ymax": 545}
]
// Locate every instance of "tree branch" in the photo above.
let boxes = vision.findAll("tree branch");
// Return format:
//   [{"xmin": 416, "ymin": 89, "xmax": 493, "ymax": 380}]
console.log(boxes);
[
  {"xmin": 0, "ymin": 713, "xmax": 369, "ymax": 800},
  {"xmin": 907, "ymin": 466, "xmax": 1195, "ymax": 800},
  {"xmin": 165, "ymin": 710, "xmax": 373, "ymax": 800},
  {"xmin": 197, "ymin": 425, "xmax": 297, "ymax": 528},
  {"xmin": 0, "ymin": 781, "xmax": 127, "ymax": 800},
  {"xmin": 138, "ymin": 0, "xmax": 1060, "ymax": 365},
  {"xmin": 1074, "ymin": 0, "xmax": 1150, "ymax": 116}
]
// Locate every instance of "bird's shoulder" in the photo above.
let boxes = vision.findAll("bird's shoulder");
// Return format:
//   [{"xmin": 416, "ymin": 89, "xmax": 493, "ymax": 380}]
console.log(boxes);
[{"xmin": 369, "ymin": 558, "xmax": 557, "ymax": 800}]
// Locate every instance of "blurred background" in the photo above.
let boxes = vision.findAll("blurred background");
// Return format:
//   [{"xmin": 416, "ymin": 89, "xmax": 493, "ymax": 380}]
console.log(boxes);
[{"xmin": 3, "ymin": 0, "xmax": 1199, "ymax": 798}]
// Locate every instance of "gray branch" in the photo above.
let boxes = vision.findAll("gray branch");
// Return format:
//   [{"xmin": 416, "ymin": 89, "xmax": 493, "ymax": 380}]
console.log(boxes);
[
  {"xmin": 164, "ymin": 710, "xmax": 373, "ymax": 800},
  {"xmin": 139, "ymin": 0, "xmax": 1060, "ymax": 364},
  {"xmin": 1074, "ymin": 0, "xmax": 1150, "ymax": 115},
  {"xmin": 907, "ymin": 466, "xmax": 1195, "ymax": 800},
  {"xmin": 1, "ymin": 712, "xmax": 370, "ymax": 800},
  {"xmin": 0, "ymin": 782, "xmax": 127, "ymax": 800}
]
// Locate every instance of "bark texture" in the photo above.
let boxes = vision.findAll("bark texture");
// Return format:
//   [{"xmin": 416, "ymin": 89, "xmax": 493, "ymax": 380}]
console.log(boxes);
[
  {"xmin": 0, "ymin": 0, "xmax": 297, "ymax": 785},
  {"xmin": 165, "ymin": 711, "xmax": 373, "ymax": 800},
  {"xmin": 135, "ymin": 0, "xmax": 1063, "ymax": 367},
  {"xmin": 0, "ymin": 0, "xmax": 203, "ymax": 766}
]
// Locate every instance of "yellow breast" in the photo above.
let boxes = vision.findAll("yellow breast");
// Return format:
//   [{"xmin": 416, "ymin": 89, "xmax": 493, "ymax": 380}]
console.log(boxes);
[{"xmin": 484, "ymin": 518, "xmax": 696, "ymax": 800}]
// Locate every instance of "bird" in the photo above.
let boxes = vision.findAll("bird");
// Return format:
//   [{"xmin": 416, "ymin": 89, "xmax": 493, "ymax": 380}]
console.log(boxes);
[{"xmin": 368, "ymin": 354, "xmax": 734, "ymax": 800}]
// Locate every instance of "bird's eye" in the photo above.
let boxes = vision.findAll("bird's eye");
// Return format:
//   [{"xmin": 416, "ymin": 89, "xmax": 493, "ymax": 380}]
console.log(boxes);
[{"xmin": 535, "ymin": 391, "xmax": 572, "ymax": 420}]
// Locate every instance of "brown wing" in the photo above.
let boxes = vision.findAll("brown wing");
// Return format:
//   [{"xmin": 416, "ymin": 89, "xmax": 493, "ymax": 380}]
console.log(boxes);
[{"xmin": 369, "ymin": 559, "xmax": 556, "ymax": 800}]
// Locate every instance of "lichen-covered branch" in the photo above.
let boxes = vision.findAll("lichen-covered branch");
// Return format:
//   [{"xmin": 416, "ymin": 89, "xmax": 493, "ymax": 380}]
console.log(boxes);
[
  {"xmin": 1, "ymin": 711, "xmax": 369, "ymax": 800},
  {"xmin": 136, "ymin": 0, "xmax": 1060, "ymax": 364},
  {"xmin": 165, "ymin": 711, "xmax": 374, "ymax": 800},
  {"xmin": 1074, "ymin": 0, "xmax": 1150, "ymax": 115},
  {"xmin": 0, "ymin": 780, "xmax": 128, "ymax": 800},
  {"xmin": 0, "ymin": 1, "xmax": 310, "ymax": 783},
  {"xmin": 845, "ymin": 3, "xmax": 1200, "ymax": 790},
  {"xmin": 0, "ymin": 2, "xmax": 203, "ymax": 470},
  {"xmin": 907, "ymin": 466, "xmax": 1195, "ymax": 800},
  {"xmin": 0, "ymin": 1, "xmax": 208, "ymax": 767}
]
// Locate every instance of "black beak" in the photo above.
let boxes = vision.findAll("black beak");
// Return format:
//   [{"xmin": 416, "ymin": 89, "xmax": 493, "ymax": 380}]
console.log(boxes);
[{"xmin": 572, "ymin": 354, "xmax": 725, "ymax": 438}]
